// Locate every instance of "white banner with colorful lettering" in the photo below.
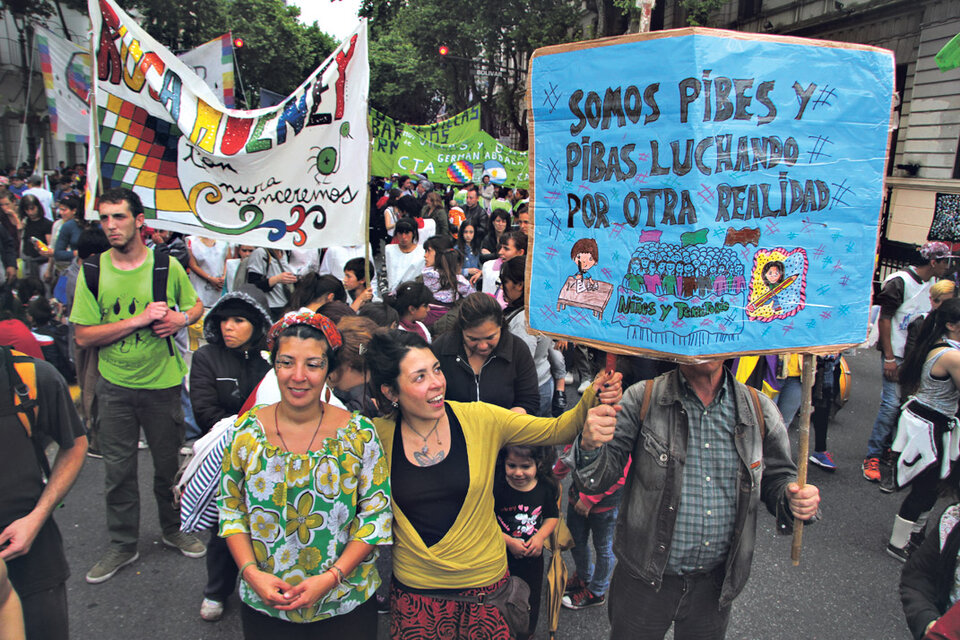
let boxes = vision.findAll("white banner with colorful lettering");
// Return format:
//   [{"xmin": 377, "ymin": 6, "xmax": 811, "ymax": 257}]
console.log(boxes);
[{"xmin": 88, "ymin": 0, "xmax": 369, "ymax": 249}]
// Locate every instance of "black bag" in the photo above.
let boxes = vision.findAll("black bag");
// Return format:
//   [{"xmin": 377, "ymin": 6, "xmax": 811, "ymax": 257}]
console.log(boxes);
[{"xmin": 417, "ymin": 576, "xmax": 530, "ymax": 638}]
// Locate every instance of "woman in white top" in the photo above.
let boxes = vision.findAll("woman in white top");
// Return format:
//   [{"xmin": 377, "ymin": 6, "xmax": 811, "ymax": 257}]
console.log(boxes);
[
  {"xmin": 383, "ymin": 189, "xmax": 401, "ymax": 239},
  {"xmin": 187, "ymin": 236, "xmax": 231, "ymax": 307},
  {"xmin": 287, "ymin": 247, "xmax": 321, "ymax": 278},
  {"xmin": 384, "ymin": 218, "xmax": 425, "ymax": 294}
]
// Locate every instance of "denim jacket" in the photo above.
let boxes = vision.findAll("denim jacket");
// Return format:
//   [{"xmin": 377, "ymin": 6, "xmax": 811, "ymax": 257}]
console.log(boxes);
[{"xmin": 574, "ymin": 368, "xmax": 799, "ymax": 607}]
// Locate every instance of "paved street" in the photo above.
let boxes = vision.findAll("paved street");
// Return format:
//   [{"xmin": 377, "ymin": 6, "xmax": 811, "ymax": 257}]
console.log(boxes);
[{"xmin": 59, "ymin": 347, "xmax": 927, "ymax": 639}]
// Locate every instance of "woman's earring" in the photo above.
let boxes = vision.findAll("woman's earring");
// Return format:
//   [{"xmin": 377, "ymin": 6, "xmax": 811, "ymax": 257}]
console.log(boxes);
[{"xmin": 391, "ymin": 400, "xmax": 399, "ymax": 409}]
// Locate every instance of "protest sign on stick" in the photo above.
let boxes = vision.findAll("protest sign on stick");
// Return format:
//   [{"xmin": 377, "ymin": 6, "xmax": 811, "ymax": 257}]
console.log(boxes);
[
  {"xmin": 87, "ymin": 0, "xmax": 369, "ymax": 250},
  {"xmin": 526, "ymin": 28, "xmax": 895, "ymax": 362},
  {"xmin": 529, "ymin": 27, "xmax": 894, "ymax": 567}
]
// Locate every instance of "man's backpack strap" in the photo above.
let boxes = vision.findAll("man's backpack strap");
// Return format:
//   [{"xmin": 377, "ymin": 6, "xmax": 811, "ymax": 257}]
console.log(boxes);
[
  {"xmin": 151, "ymin": 250, "xmax": 176, "ymax": 356},
  {"xmin": 152, "ymin": 249, "xmax": 170, "ymax": 304},
  {"xmin": 83, "ymin": 250, "xmax": 170, "ymax": 304},
  {"xmin": 82, "ymin": 252, "xmax": 102, "ymax": 301},
  {"xmin": 638, "ymin": 378, "xmax": 655, "ymax": 423},
  {"xmin": 1, "ymin": 346, "xmax": 52, "ymax": 479},
  {"xmin": 82, "ymin": 249, "xmax": 175, "ymax": 356},
  {"xmin": 748, "ymin": 386, "xmax": 767, "ymax": 440}
]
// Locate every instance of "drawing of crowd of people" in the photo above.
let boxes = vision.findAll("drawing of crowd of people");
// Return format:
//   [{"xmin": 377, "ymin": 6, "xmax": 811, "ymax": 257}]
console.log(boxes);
[{"xmin": 622, "ymin": 242, "xmax": 747, "ymax": 300}]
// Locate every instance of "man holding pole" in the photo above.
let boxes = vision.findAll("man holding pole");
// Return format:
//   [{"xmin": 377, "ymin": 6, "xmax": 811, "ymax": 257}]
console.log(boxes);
[{"xmin": 575, "ymin": 359, "xmax": 820, "ymax": 639}]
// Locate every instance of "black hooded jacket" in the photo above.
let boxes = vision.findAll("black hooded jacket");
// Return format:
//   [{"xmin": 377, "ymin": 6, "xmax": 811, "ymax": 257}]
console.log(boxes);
[
  {"xmin": 189, "ymin": 285, "xmax": 272, "ymax": 433},
  {"xmin": 901, "ymin": 505, "xmax": 960, "ymax": 639}
]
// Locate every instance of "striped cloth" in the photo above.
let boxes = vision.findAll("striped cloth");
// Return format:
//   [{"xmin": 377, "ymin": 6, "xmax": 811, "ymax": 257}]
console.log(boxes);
[{"xmin": 179, "ymin": 416, "xmax": 236, "ymax": 533}]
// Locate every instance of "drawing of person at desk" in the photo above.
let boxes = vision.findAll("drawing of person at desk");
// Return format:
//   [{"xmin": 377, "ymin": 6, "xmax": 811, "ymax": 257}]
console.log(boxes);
[
  {"xmin": 556, "ymin": 237, "xmax": 613, "ymax": 320},
  {"xmin": 571, "ymin": 238, "xmax": 600, "ymax": 293}
]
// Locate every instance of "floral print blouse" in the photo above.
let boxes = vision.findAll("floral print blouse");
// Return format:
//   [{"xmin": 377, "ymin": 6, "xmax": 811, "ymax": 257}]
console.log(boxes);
[{"xmin": 218, "ymin": 408, "xmax": 392, "ymax": 623}]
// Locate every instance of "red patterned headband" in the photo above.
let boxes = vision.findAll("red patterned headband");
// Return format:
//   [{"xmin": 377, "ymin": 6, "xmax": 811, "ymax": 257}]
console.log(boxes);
[{"xmin": 266, "ymin": 310, "xmax": 342, "ymax": 351}]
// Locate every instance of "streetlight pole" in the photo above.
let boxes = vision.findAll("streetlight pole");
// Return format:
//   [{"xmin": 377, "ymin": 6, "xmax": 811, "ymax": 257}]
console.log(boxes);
[{"xmin": 636, "ymin": 0, "xmax": 656, "ymax": 33}]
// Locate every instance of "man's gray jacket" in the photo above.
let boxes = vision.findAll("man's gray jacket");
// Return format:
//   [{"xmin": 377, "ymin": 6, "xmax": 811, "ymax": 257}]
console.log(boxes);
[{"xmin": 574, "ymin": 368, "xmax": 799, "ymax": 607}]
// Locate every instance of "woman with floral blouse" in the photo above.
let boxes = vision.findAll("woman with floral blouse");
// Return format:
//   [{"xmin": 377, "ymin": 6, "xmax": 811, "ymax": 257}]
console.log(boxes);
[{"xmin": 218, "ymin": 311, "xmax": 392, "ymax": 639}]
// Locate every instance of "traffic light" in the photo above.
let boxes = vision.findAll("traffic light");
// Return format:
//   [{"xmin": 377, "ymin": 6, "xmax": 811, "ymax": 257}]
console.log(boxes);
[
  {"xmin": 438, "ymin": 45, "xmax": 449, "ymax": 56},
  {"xmin": 233, "ymin": 37, "xmax": 244, "ymax": 49}
]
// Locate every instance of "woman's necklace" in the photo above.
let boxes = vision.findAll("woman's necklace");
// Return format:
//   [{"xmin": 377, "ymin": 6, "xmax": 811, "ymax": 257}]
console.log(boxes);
[
  {"xmin": 274, "ymin": 403, "xmax": 325, "ymax": 454},
  {"xmin": 403, "ymin": 416, "xmax": 444, "ymax": 466}
]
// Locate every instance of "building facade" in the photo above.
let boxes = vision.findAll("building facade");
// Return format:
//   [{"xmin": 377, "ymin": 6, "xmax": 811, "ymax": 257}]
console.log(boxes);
[{"xmin": 0, "ymin": 5, "xmax": 89, "ymax": 172}]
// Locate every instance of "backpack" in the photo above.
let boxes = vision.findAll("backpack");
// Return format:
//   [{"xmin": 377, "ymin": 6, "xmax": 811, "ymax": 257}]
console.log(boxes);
[
  {"xmin": 0, "ymin": 346, "xmax": 52, "ymax": 479},
  {"xmin": 232, "ymin": 254, "xmax": 256, "ymax": 292},
  {"xmin": 83, "ymin": 249, "xmax": 175, "ymax": 356},
  {"xmin": 159, "ymin": 238, "xmax": 190, "ymax": 271},
  {"xmin": 34, "ymin": 323, "xmax": 75, "ymax": 384},
  {"xmin": 233, "ymin": 249, "xmax": 286, "ymax": 295},
  {"xmin": 82, "ymin": 249, "xmax": 170, "ymax": 304}
]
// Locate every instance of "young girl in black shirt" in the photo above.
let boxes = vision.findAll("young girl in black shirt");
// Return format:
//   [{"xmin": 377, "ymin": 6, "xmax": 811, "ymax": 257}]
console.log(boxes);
[{"xmin": 494, "ymin": 445, "xmax": 559, "ymax": 640}]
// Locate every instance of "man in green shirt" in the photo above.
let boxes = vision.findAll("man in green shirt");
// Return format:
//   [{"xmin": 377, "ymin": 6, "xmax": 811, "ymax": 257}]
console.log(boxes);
[{"xmin": 70, "ymin": 188, "xmax": 206, "ymax": 583}]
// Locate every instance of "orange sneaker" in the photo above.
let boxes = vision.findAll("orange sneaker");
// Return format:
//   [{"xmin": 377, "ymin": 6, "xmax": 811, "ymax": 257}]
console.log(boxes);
[{"xmin": 861, "ymin": 457, "xmax": 880, "ymax": 482}]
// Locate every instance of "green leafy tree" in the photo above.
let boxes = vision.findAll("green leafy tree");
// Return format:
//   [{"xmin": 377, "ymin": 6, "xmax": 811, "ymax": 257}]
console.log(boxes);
[
  {"xmin": 127, "ymin": 0, "xmax": 229, "ymax": 50},
  {"xmin": 368, "ymin": 26, "xmax": 445, "ymax": 123},
  {"xmin": 678, "ymin": 0, "xmax": 731, "ymax": 26},
  {"xmin": 612, "ymin": 0, "xmax": 731, "ymax": 27},
  {"xmin": 361, "ymin": 0, "xmax": 581, "ymax": 145},
  {"xmin": 120, "ymin": 0, "xmax": 338, "ymax": 107}
]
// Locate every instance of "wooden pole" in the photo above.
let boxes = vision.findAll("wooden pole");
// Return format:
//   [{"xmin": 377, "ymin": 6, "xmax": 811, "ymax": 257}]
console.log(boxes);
[
  {"xmin": 791, "ymin": 353, "xmax": 815, "ymax": 565},
  {"xmin": 605, "ymin": 352, "xmax": 617, "ymax": 373}
]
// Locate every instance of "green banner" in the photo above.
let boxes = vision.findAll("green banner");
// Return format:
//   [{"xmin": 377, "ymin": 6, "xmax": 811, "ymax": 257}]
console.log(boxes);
[
  {"xmin": 380, "ymin": 105, "xmax": 482, "ymax": 144},
  {"xmin": 936, "ymin": 32, "xmax": 960, "ymax": 71},
  {"xmin": 369, "ymin": 106, "xmax": 529, "ymax": 188}
]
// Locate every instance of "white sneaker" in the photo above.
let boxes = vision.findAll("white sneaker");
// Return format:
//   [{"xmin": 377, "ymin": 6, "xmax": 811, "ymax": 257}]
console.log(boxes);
[
  {"xmin": 577, "ymin": 378, "xmax": 592, "ymax": 394},
  {"xmin": 200, "ymin": 598, "xmax": 224, "ymax": 622},
  {"xmin": 564, "ymin": 372, "xmax": 575, "ymax": 384}
]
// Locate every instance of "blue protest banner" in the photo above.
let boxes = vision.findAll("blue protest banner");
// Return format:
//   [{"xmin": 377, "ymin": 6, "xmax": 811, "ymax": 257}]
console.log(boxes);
[{"xmin": 526, "ymin": 28, "xmax": 894, "ymax": 360}]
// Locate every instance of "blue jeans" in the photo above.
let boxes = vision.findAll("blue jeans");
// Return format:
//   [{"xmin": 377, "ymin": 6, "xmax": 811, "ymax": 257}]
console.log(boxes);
[
  {"xmin": 866, "ymin": 353, "xmax": 901, "ymax": 457},
  {"xmin": 181, "ymin": 380, "xmax": 201, "ymax": 440},
  {"xmin": 777, "ymin": 377, "xmax": 802, "ymax": 427},
  {"xmin": 538, "ymin": 378, "xmax": 554, "ymax": 418},
  {"xmin": 567, "ymin": 502, "xmax": 618, "ymax": 596}
]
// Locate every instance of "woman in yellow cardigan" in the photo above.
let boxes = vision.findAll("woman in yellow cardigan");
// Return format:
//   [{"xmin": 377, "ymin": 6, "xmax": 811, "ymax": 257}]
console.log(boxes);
[{"xmin": 365, "ymin": 329, "xmax": 621, "ymax": 639}]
